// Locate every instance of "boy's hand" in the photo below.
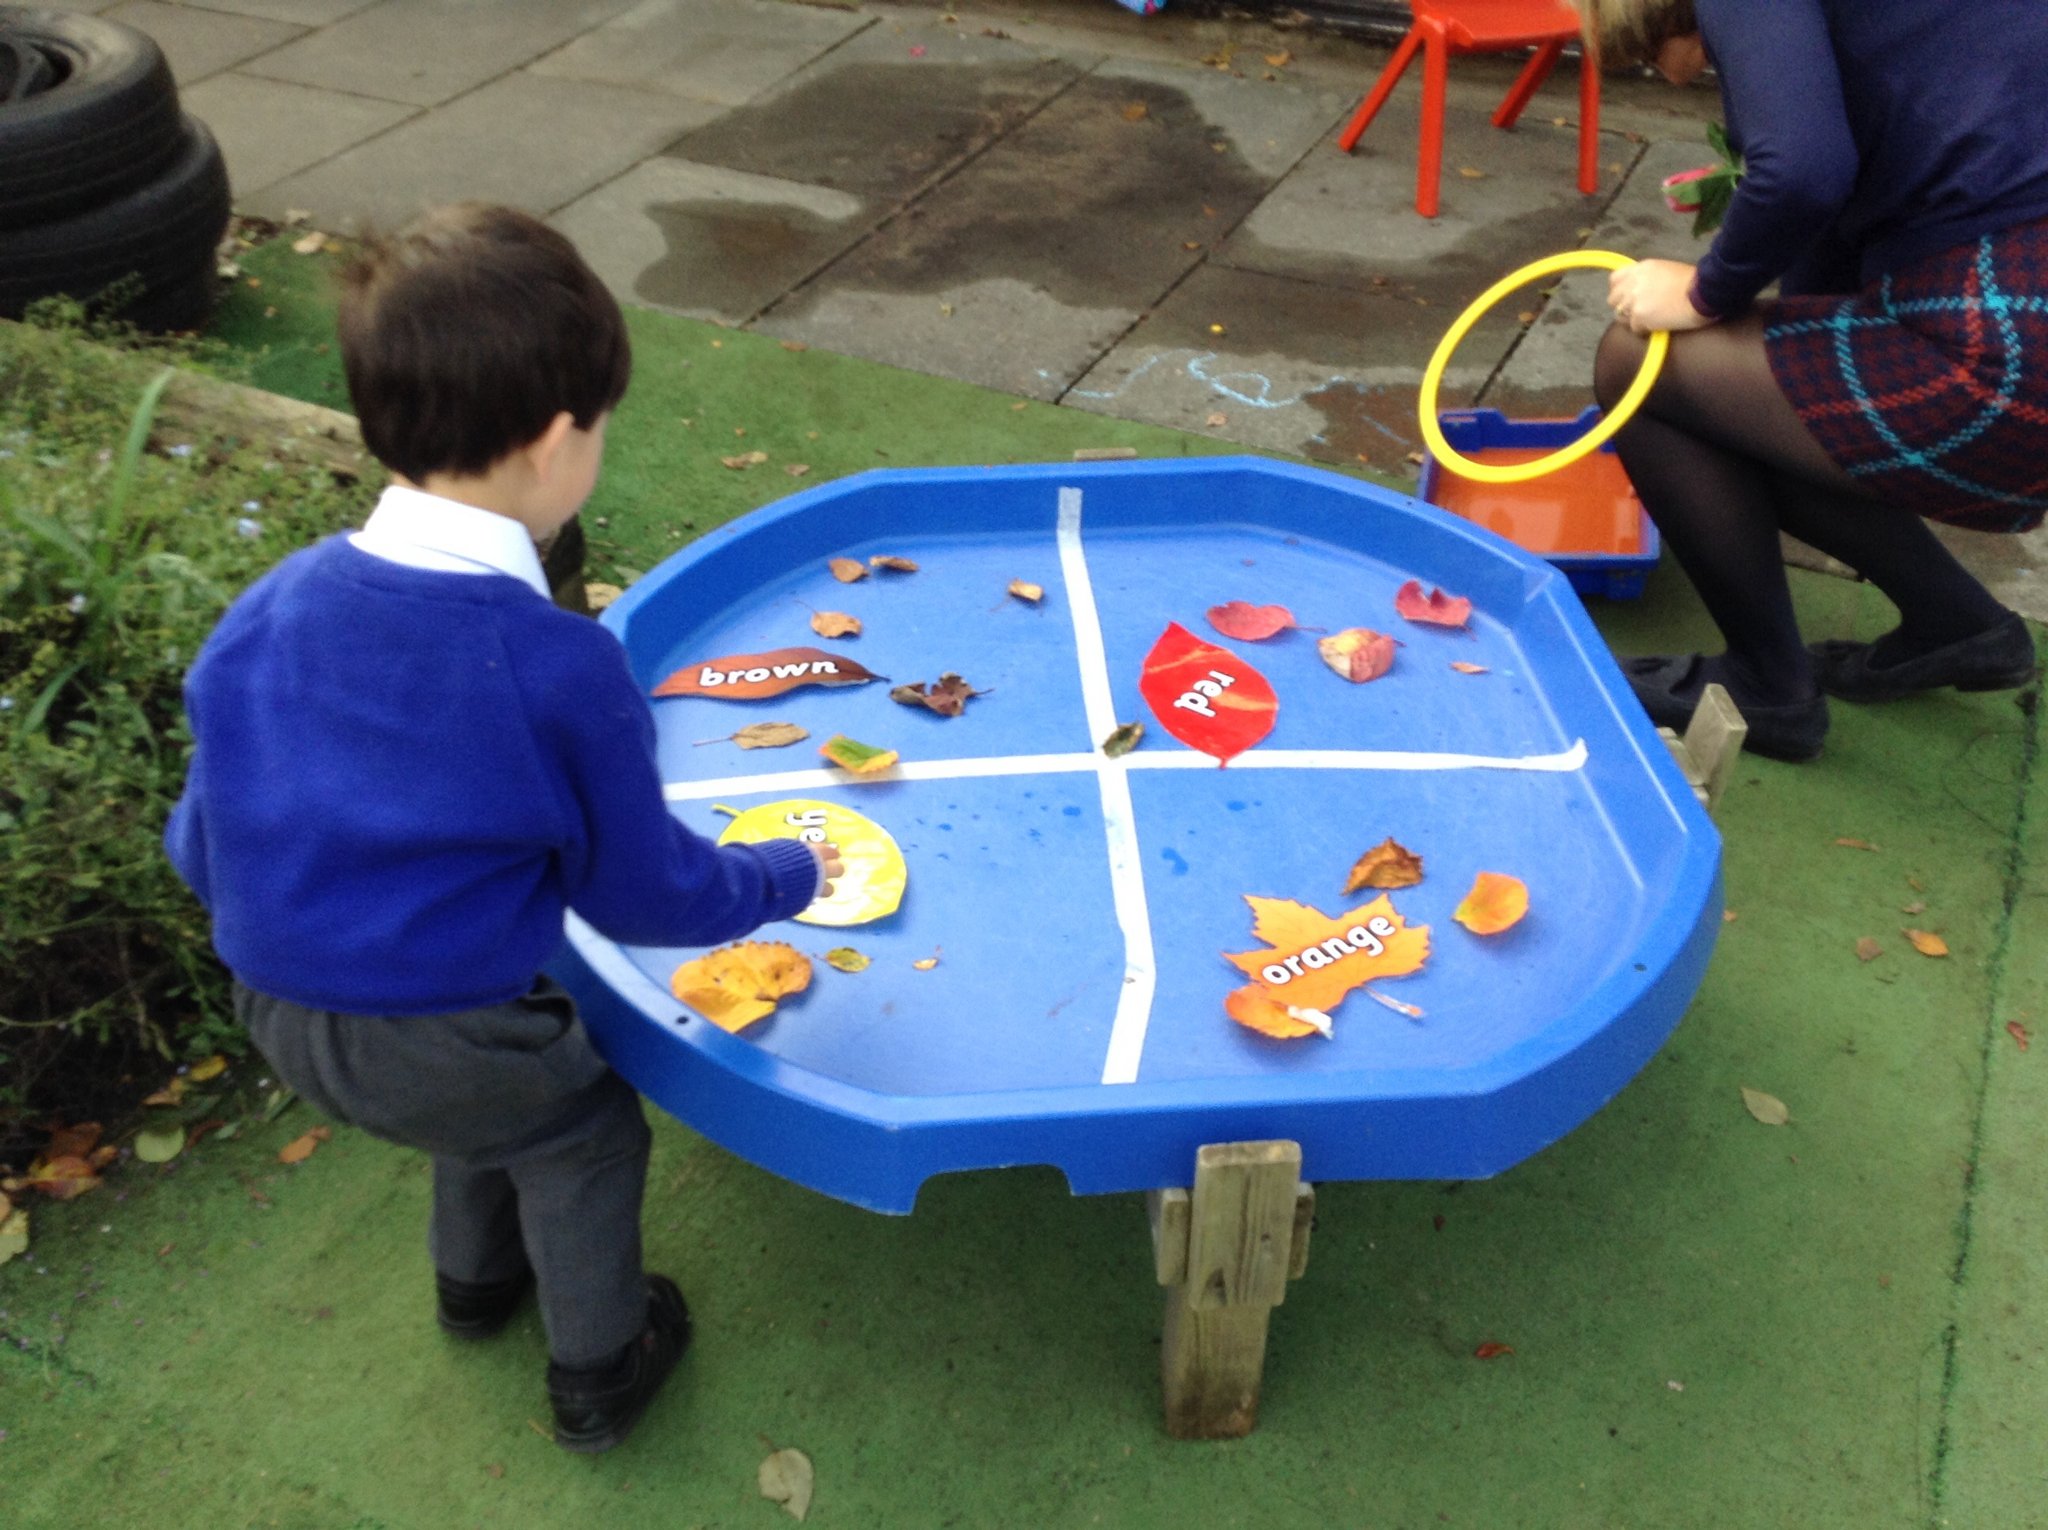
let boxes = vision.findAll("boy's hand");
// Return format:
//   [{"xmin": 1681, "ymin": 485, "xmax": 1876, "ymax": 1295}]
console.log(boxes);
[{"xmin": 812, "ymin": 841, "xmax": 844, "ymax": 898}]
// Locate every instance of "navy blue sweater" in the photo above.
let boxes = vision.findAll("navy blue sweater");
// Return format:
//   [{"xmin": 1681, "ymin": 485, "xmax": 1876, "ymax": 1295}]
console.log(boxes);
[
  {"xmin": 165, "ymin": 538, "xmax": 821, "ymax": 1014},
  {"xmin": 1696, "ymin": 0, "xmax": 2048, "ymax": 315}
]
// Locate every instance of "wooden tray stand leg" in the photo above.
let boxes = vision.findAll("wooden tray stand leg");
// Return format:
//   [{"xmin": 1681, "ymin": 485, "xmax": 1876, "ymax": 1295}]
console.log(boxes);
[{"xmin": 1148, "ymin": 1141, "xmax": 1315, "ymax": 1440}]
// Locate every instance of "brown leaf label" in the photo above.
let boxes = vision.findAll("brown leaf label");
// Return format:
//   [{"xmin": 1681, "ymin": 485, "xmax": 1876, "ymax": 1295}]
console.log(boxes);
[
  {"xmin": 653, "ymin": 647, "xmax": 882, "ymax": 701},
  {"xmin": 1345, "ymin": 837, "xmax": 1423, "ymax": 893},
  {"xmin": 810, "ymin": 611, "xmax": 861, "ymax": 639}
]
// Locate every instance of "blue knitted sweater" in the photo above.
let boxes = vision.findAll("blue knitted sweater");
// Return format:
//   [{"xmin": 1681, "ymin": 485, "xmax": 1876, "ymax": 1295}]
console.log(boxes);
[
  {"xmin": 1696, "ymin": 0, "xmax": 2048, "ymax": 313},
  {"xmin": 165, "ymin": 537, "xmax": 820, "ymax": 1014}
]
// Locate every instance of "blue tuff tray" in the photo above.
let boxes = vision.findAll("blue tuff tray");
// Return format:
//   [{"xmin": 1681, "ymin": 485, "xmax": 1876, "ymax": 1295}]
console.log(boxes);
[
  {"xmin": 1419, "ymin": 407, "xmax": 1661, "ymax": 600},
  {"xmin": 550, "ymin": 457, "xmax": 1721, "ymax": 1212}
]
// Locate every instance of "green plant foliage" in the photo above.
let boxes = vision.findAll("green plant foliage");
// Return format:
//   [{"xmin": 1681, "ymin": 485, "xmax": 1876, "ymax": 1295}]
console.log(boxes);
[{"xmin": 0, "ymin": 315, "xmax": 364, "ymax": 1115}]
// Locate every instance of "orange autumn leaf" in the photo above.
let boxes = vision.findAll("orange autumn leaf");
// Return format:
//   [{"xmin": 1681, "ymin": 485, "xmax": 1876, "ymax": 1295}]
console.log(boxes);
[
  {"xmin": 1318, "ymin": 627, "xmax": 1397, "ymax": 683},
  {"xmin": 46, "ymin": 1122, "xmax": 103, "ymax": 1160},
  {"xmin": 1454, "ymin": 872, "xmax": 1528, "ymax": 935},
  {"xmin": 2008, "ymin": 1021, "xmax": 2030, "ymax": 1051},
  {"xmin": 1394, "ymin": 579, "xmax": 1472, "ymax": 627},
  {"xmin": 828, "ymin": 557, "xmax": 868, "ymax": 584},
  {"xmin": 1225, "ymin": 984, "xmax": 1332, "ymax": 1040},
  {"xmin": 278, "ymin": 1126, "xmax": 332, "ymax": 1165},
  {"xmin": 10, "ymin": 1155, "xmax": 101, "ymax": 1200},
  {"xmin": 671, "ymin": 941, "xmax": 813, "ymax": 1032},
  {"xmin": 1903, "ymin": 928, "xmax": 1949, "ymax": 957},
  {"xmin": 1345, "ymin": 837, "xmax": 1423, "ymax": 893},
  {"xmin": 1224, "ymin": 893, "xmax": 1429, "ymax": 1014}
]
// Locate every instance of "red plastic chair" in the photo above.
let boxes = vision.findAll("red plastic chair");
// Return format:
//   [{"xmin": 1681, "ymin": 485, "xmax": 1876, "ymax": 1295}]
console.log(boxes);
[{"xmin": 1336, "ymin": 0, "xmax": 1600, "ymax": 218}]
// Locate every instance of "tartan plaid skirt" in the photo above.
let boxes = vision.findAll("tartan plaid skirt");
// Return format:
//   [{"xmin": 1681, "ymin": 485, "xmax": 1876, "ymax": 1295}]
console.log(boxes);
[{"xmin": 1764, "ymin": 218, "xmax": 2048, "ymax": 534}]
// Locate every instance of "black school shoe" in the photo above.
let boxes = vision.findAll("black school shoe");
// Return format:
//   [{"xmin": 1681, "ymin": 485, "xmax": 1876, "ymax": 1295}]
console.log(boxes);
[
  {"xmin": 436, "ymin": 1269, "xmax": 533, "ymax": 1339},
  {"xmin": 1808, "ymin": 614, "xmax": 2038, "ymax": 703},
  {"xmin": 1623, "ymin": 653, "xmax": 1830, "ymax": 764},
  {"xmin": 547, "ymin": 1274, "xmax": 692, "ymax": 1455}
]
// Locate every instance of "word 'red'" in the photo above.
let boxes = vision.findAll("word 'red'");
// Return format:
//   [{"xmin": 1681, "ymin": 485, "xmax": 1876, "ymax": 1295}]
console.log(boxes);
[
  {"xmin": 1256, "ymin": 916, "xmax": 1399, "ymax": 988},
  {"xmin": 1171, "ymin": 669, "xmax": 1238, "ymax": 718},
  {"xmin": 652, "ymin": 645, "xmax": 883, "ymax": 701}
]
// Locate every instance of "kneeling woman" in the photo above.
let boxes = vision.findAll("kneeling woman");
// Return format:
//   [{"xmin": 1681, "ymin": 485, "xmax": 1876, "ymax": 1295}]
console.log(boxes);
[{"xmin": 1577, "ymin": 0, "xmax": 2045, "ymax": 761}]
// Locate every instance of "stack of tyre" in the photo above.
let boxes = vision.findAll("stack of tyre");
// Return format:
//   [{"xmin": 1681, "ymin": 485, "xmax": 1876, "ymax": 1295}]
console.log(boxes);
[{"xmin": 0, "ymin": 6, "xmax": 231, "ymax": 331}]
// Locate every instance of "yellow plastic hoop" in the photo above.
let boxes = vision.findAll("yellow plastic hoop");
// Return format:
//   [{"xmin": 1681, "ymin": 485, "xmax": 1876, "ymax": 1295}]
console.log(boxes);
[{"xmin": 1419, "ymin": 250, "xmax": 1669, "ymax": 485}]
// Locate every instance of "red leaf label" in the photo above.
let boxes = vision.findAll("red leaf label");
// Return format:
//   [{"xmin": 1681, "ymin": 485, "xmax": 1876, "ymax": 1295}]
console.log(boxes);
[
  {"xmin": 1139, "ymin": 623, "xmax": 1276, "ymax": 764},
  {"xmin": 652, "ymin": 647, "xmax": 884, "ymax": 701},
  {"xmin": 1394, "ymin": 579, "xmax": 1473, "ymax": 628}
]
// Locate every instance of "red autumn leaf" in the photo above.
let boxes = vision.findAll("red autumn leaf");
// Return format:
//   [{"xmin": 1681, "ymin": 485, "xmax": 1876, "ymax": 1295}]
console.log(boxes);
[
  {"xmin": 1139, "ymin": 622, "xmax": 1277, "ymax": 764},
  {"xmin": 1394, "ymin": 579, "xmax": 1472, "ymax": 628},
  {"xmin": 1473, "ymin": 1342, "xmax": 1515, "ymax": 1360},
  {"xmin": 1318, "ymin": 628, "xmax": 1396, "ymax": 683},
  {"xmin": 1206, "ymin": 600, "xmax": 1296, "ymax": 641},
  {"xmin": 2007, "ymin": 1021, "xmax": 2030, "ymax": 1051},
  {"xmin": 652, "ymin": 646, "xmax": 883, "ymax": 701}
]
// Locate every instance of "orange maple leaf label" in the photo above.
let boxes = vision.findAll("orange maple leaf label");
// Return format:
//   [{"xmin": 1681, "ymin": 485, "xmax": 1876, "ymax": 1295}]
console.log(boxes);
[{"xmin": 1224, "ymin": 893, "xmax": 1429, "ymax": 1013}]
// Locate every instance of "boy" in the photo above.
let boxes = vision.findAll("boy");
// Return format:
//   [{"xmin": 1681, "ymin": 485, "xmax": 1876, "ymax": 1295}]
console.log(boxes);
[{"xmin": 164, "ymin": 203, "xmax": 834, "ymax": 1453}]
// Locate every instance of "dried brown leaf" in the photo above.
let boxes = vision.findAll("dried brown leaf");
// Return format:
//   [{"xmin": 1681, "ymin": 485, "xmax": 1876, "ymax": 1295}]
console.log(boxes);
[
  {"xmin": 1855, "ymin": 936, "xmax": 1882, "ymax": 963},
  {"xmin": 810, "ymin": 611, "xmax": 862, "ymax": 639},
  {"xmin": 1008, "ymin": 579, "xmax": 1044, "ymax": 603},
  {"xmin": 828, "ymin": 557, "xmax": 868, "ymax": 584},
  {"xmin": 1345, "ymin": 837, "xmax": 1423, "ymax": 893},
  {"xmin": 1835, "ymin": 837, "xmax": 1881, "ymax": 852}
]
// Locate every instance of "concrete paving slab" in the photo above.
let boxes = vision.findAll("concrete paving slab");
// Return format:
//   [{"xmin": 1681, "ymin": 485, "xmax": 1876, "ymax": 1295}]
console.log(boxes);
[
  {"xmin": 100, "ymin": 0, "xmax": 305, "ymax": 85},
  {"xmin": 751, "ymin": 275, "xmax": 1133, "ymax": 401},
  {"xmin": 1934, "ymin": 524, "xmax": 2048, "ymax": 625},
  {"xmin": 527, "ymin": 0, "xmax": 869, "ymax": 108},
  {"xmin": 1064, "ymin": 258, "xmax": 1519, "ymax": 465},
  {"xmin": 1219, "ymin": 82, "xmax": 1620, "ymax": 298},
  {"xmin": 1085, "ymin": 51, "xmax": 1353, "ymax": 183},
  {"xmin": 659, "ymin": 17, "xmax": 1088, "ymax": 202},
  {"xmin": 181, "ymin": 71, "xmax": 416, "ymax": 196},
  {"xmin": 168, "ymin": 0, "xmax": 384, "ymax": 21},
  {"xmin": 240, "ymin": 0, "xmax": 639, "ymax": 107},
  {"xmin": 244, "ymin": 70, "xmax": 720, "ymax": 228},
  {"xmin": 553, "ymin": 158, "xmax": 876, "ymax": 323}
]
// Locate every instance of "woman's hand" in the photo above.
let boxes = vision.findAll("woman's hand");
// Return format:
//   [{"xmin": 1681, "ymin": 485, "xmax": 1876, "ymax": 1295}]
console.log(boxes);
[{"xmin": 1607, "ymin": 259, "xmax": 1716, "ymax": 335}]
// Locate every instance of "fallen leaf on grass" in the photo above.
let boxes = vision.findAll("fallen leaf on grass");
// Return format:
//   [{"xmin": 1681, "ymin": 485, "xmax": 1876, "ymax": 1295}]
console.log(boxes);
[
  {"xmin": 1836, "ymin": 837, "xmax": 1881, "ymax": 852},
  {"xmin": 828, "ymin": 557, "xmax": 868, "ymax": 583},
  {"xmin": 1473, "ymin": 1342, "xmax": 1514, "ymax": 1359},
  {"xmin": 1394, "ymin": 579, "xmax": 1472, "ymax": 628},
  {"xmin": 2008, "ymin": 1021, "xmax": 2030, "ymax": 1051},
  {"xmin": 780, "ymin": 339, "xmax": 808, "ymax": 352},
  {"xmin": 1453, "ymin": 872, "xmax": 1527, "ymax": 934},
  {"xmin": 697, "ymin": 722, "xmax": 810, "ymax": 751},
  {"xmin": 1207, "ymin": 600, "xmax": 1296, "ymax": 641},
  {"xmin": 134, "ymin": 1122, "xmax": 187, "ymax": 1164},
  {"xmin": 291, "ymin": 230, "xmax": 328, "ymax": 255},
  {"xmin": 720, "ymin": 450, "xmax": 770, "ymax": 470},
  {"xmin": 1855, "ymin": 937, "xmax": 1883, "ymax": 963},
  {"xmin": 278, "ymin": 1126, "xmax": 332, "ymax": 1165},
  {"xmin": 891, "ymin": 673, "xmax": 984, "ymax": 717},
  {"xmin": 1449, "ymin": 661, "xmax": 1489, "ymax": 675},
  {"xmin": 4, "ymin": 1155, "xmax": 101, "ymax": 1200},
  {"xmin": 819, "ymin": 735, "xmax": 899, "ymax": 775},
  {"xmin": 1902, "ymin": 900, "xmax": 1926, "ymax": 915},
  {"xmin": 868, "ymin": 555, "xmax": 919, "ymax": 573},
  {"xmin": 585, "ymin": 581, "xmax": 623, "ymax": 611},
  {"xmin": 1101, "ymin": 721, "xmax": 1145, "ymax": 757},
  {"xmin": 143, "ymin": 1078, "xmax": 187, "ymax": 1108},
  {"xmin": 1741, "ymin": 1086, "xmax": 1790, "ymax": 1126},
  {"xmin": 1008, "ymin": 579, "xmax": 1044, "ymax": 603},
  {"xmin": 785, "ymin": 463, "xmax": 810, "ymax": 478},
  {"xmin": 810, "ymin": 611, "xmax": 862, "ymax": 639},
  {"xmin": 1904, "ymin": 929, "xmax": 1950, "ymax": 957},
  {"xmin": 671, "ymin": 943, "xmax": 813, "ymax": 1032},
  {"xmin": 824, "ymin": 948, "xmax": 871, "ymax": 973},
  {"xmin": 188, "ymin": 1054, "xmax": 227, "ymax": 1083},
  {"xmin": 1318, "ymin": 628, "xmax": 1397, "ymax": 682},
  {"xmin": 1345, "ymin": 837, "xmax": 1423, "ymax": 893},
  {"xmin": 0, "ymin": 1204, "xmax": 27, "ymax": 1267},
  {"xmin": 759, "ymin": 1447, "xmax": 815, "ymax": 1521},
  {"xmin": 1225, "ymin": 985, "xmax": 1333, "ymax": 1040}
]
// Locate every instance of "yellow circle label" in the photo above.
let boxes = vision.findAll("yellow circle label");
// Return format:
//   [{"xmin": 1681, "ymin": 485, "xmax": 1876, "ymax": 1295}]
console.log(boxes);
[{"xmin": 717, "ymin": 799, "xmax": 907, "ymax": 928}]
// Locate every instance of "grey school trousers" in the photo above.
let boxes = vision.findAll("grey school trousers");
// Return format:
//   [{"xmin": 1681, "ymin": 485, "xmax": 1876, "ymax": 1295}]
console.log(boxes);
[{"xmin": 236, "ymin": 977, "xmax": 650, "ymax": 1368}]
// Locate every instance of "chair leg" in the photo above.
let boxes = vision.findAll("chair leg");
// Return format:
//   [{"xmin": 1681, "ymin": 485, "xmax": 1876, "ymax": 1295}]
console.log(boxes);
[
  {"xmin": 1336, "ymin": 25, "xmax": 1423, "ymax": 153},
  {"xmin": 1493, "ymin": 39, "xmax": 1562, "ymax": 129},
  {"xmin": 1576, "ymin": 40, "xmax": 1601, "ymax": 194},
  {"xmin": 1416, "ymin": 28, "xmax": 1449, "ymax": 217}
]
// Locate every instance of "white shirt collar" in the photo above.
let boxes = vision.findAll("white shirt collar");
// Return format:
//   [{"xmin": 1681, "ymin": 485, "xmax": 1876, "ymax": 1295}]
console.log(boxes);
[{"xmin": 350, "ymin": 484, "xmax": 551, "ymax": 599}]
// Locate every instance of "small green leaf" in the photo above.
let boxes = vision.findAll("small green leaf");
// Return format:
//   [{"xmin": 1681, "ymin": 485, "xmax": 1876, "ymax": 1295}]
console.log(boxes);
[
  {"xmin": 134, "ymin": 1122, "xmax": 186, "ymax": 1163},
  {"xmin": 824, "ymin": 947, "xmax": 871, "ymax": 973},
  {"xmin": 0, "ymin": 1206, "xmax": 28, "ymax": 1268},
  {"xmin": 1101, "ymin": 721, "xmax": 1145, "ymax": 758}
]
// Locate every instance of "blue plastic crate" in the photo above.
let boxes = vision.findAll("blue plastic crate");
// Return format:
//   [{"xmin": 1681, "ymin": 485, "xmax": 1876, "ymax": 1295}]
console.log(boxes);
[{"xmin": 1419, "ymin": 406, "xmax": 1661, "ymax": 600}]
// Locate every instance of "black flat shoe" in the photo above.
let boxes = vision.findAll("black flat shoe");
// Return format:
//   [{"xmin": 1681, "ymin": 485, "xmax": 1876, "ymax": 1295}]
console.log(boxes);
[
  {"xmin": 1623, "ymin": 653, "xmax": 1829, "ymax": 764},
  {"xmin": 436, "ymin": 1268, "xmax": 533, "ymax": 1339},
  {"xmin": 1808, "ymin": 614, "xmax": 2037, "ymax": 703},
  {"xmin": 547, "ymin": 1275, "xmax": 691, "ymax": 1455}
]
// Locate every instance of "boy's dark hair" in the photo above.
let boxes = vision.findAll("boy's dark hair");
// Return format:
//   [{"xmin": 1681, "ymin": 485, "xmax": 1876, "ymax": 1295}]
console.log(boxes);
[{"xmin": 337, "ymin": 203, "xmax": 631, "ymax": 482}]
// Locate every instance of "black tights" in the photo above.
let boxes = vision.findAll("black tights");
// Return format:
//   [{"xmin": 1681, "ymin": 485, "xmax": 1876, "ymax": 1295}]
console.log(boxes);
[{"xmin": 1593, "ymin": 314, "xmax": 2009, "ymax": 703}]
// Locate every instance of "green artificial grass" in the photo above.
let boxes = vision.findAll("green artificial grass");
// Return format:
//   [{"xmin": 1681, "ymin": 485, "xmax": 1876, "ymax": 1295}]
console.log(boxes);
[{"xmin": 6, "ymin": 241, "xmax": 2044, "ymax": 1530}]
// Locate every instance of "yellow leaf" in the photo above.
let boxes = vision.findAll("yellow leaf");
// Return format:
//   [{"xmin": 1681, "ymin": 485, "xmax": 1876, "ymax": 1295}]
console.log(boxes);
[
  {"xmin": 823, "ymin": 947, "xmax": 870, "ymax": 973},
  {"xmin": 187, "ymin": 1054, "xmax": 227, "ymax": 1083},
  {"xmin": 913, "ymin": 950, "xmax": 941, "ymax": 971},
  {"xmin": 1344, "ymin": 837, "xmax": 1423, "ymax": 893},
  {"xmin": 1904, "ymin": 928, "xmax": 1950, "ymax": 957},
  {"xmin": 671, "ymin": 942, "xmax": 813, "ymax": 1032},
  {"xmin": 810, "ymin": 611, "xmax": 861, "ymax": 639},
  {"xmin": 1454, "ymin": 872, "xmax": 1528, "ymax": 935},
  {"xmin": 1225, "ymin": 893, "xmax": 1429, "ymax": 1014},
  {"xmin": 1741, "ymin": 1086, "xmax": 1790, "ymax": 1126}
]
